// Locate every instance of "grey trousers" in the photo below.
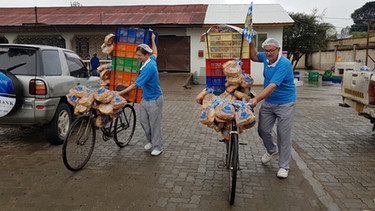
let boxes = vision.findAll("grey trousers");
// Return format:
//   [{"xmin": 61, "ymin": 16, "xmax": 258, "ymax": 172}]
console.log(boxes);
[
  {"xmin": 139, "ymin": 95, "xmax": 164, "ymax": 151},
  {"xmin": 258, "ymin": 101, "xmax": 295, "ymax": 169}
]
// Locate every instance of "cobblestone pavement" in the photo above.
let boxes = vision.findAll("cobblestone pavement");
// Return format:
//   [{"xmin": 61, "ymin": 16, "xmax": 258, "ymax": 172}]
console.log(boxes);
[{"xmin": 0, "ymin": 72, "xmax": 374, "ymax": 211}]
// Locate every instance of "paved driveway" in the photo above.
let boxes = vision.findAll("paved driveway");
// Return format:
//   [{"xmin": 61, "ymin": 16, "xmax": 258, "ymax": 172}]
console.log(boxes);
[{"xmin": 0, "ymin": 73, "xmax": 374, "ymax": 210}]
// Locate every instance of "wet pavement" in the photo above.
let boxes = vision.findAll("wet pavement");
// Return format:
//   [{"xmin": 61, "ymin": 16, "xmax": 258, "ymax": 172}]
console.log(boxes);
[{"xmin": 0, "ymin": 72, "xmax": 375, "ymax": 210}]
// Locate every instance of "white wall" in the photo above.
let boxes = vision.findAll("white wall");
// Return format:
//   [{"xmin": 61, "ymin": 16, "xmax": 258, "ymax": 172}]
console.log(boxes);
[{"xmin": 187, "ymin": 28, "xmax": 207, "ymax": 84}]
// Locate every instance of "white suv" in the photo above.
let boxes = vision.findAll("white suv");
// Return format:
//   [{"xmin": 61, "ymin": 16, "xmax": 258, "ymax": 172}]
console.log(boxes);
[{"xmin": 0, "ymin": 44, "xmax": 100, "ymax": 144}]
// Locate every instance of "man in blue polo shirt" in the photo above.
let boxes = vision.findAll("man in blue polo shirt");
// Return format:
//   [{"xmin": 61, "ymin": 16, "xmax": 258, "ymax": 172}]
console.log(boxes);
[{"xmin": 249, "ymin": 37, "xmax": 296, "ymax": 179}]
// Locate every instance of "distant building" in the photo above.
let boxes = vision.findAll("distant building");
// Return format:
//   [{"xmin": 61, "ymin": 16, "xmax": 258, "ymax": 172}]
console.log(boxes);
[{"xmin": 0, "ymin": 4, "xmax": 293, "ymax": 85}]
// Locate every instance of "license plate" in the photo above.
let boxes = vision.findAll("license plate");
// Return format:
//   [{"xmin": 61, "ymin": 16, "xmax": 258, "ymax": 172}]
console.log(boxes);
[{"xmin": 356, "ymin": 102, "xmax": 364, "ymax": 112}]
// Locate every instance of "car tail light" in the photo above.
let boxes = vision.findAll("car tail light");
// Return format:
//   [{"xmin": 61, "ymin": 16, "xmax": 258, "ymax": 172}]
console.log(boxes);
[
  {"xmin": 29, "ymin": 79, "xmax": 47, "ymax": 95},
  {"xmin": 369, "ymin": 80, "xmax": 375, "ymax": 105}
]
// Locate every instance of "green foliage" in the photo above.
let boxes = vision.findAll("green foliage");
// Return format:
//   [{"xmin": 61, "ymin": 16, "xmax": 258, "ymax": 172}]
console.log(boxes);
[
  {"xmin": 351, "ymin": 2, "xmax": 375, "ymax": 32},
  {"xmin": 283, "ymin": 12, "xmax": 333, "ymax": 69},
  {"xmin": 350, "ymin": 31, "xmax": 374, "ymax": 38}
]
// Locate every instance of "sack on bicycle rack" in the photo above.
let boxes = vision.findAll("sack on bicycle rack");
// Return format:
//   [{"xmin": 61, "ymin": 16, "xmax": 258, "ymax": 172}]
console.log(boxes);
[
  {"xmin": 94, "ymin": 87, "xmax": 112, "ymax": 103},
  {"xmin": 221, "ymin": 126, "xmax": 230, "ymax": 140},
  {"xmin": 235, "ymin": 106, "xmax": 256, "ymax": 127},
  {"xmin": 111, "ymin": 95, "xmax": 126, "ymax": 110},
  {"xmin": 215, "ymin": 102, "xmax": 235, "ymax": 121},
  {"xmin": 199, "ymin": 107, "xmax": 215, "ymax": 125},
  {"xmin": 74, "ymin": 103, "xmax": 90, "ymax": 115},
  {"xmin": 223, "ymin": 60, "xmax": 241, "ymax": 77},
  {"xmin": 99, "ymin": 103, "xmax": 114, "ymax": 115},
  {"xmin": 196, "ymin": 88, "xmax": 208, "ymax": 104},
  {"xmin": 234, "ymin": 90, "xmax": 250, "ymax": 101},
  {"xmin": 78, "ymin": 93, "xmax": 95, "ymax": 107},
  {"xmin": 96, "ymin": 114, "xmax": 112, "ymax": 128},
  {"xmin": 70, "ymin": 85, "xmax": 87, "ymax": 98},
  {"xmin": 241, "ymin": 73, "xmax": 254, "ymax": 88}
]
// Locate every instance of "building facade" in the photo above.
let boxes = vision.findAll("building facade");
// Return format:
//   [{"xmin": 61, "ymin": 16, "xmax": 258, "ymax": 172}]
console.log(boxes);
[{"xmin": 0, "ymin": 4, "xmax": 293, "ymax": 85}]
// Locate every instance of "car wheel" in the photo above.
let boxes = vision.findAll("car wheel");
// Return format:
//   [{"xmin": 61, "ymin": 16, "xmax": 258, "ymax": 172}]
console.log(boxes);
[
  {"xmin": 44, "ymin": 102, "xmax": 72, "ymax": 145},
  {"xmin": 0, "ymin": 70, "xmax": 24, "ymax": 117}
]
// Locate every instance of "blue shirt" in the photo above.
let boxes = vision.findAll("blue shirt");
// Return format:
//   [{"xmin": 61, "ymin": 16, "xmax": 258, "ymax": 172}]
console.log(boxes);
[
  {"xmin": 90, "ymin": 56, "xmax": 100, "ymax": 70},
  {"xmin": 134, "ymin": 55, "xmax": 163, "ymax": 101},
  {"xmin": 257, "ymin": 52, "xmax": 296, "ymax": 104}
]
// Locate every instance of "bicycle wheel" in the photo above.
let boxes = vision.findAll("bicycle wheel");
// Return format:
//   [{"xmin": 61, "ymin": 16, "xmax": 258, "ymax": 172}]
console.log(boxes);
[
  {"xmin": 228, "ymin": 133, "xmax": 239, "ymax": 205},
  {"xmin": 114, "ymin": 104, "xmax": 136, "ymax": 148},
  {"xmin": 62, "ymin": 115, "xmax": 96, "ymax": 171}
]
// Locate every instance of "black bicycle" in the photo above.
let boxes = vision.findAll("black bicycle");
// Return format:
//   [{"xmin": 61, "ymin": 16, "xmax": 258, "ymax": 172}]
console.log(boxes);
[
  {"xmin": 62, "ymin": 103, "xmax": 136, "ymax": 171},
  {"xmin": 221, "ymin": 118, "xmax": 239, "ymax": 205},
  {"xmin": 219, "ymin": 101, "xmax": 254, "ymax": 205}
]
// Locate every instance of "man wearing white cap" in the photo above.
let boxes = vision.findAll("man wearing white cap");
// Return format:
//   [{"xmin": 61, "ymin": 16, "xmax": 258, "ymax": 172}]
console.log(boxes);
[
  {"xmin": 117, "ymin": 33, "xmax": 164, "ymax": 156},
  {"xmin": 249, "ymin": 37, "xmax": 296, "ymax": 178}
]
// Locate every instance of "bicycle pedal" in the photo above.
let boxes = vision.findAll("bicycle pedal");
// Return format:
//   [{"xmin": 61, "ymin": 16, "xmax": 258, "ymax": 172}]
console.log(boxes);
[
  {"xmin": 219, "ymin": 139, "xmax": 228, "ymax": 143},
  {"xmin": 102, "ymin": 134, "xmax": 112, "ymax": 141},
  {"xmin": 217, "ymin": 160, "xmax": 227, "ymax": 169}
]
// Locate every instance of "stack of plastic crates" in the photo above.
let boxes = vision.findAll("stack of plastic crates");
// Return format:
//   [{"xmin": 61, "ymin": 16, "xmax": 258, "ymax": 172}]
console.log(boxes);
[
  {"xmin": 110, "ymin": 28, "xmax": 156, "ymax": 103},
  {"xmin": 204, "ymin": 25, "xmax": 251, "ymax": 95}
]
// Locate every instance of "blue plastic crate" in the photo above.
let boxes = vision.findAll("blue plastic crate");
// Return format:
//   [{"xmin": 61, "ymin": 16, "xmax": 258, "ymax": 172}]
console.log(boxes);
[
  {"xmin": 144, "ymin": 30, "xmax": 159, "ymax": 46},
  {"xmin": 115, "ymin": 28, "xmax": 129, "ymax": 43}
]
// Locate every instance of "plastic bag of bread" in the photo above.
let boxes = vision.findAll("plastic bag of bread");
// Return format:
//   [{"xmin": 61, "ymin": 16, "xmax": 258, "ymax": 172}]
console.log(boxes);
[
  {"xmin": 215, "ymin": 101, "xmax": 235, "ymax": 121},
  {"xmin": 98, "ymin": 103, "xmax": 114, "ymax": 115},
  {"xmin": 225, "ymin": 84, "xmax": 239, "ymax": 93},
  {"xmin": 220, "ymin": 92, "xmax": 236, "ymax": 103},
  {"xmin": 241, "ymin": 121, "xmax": 256, "ymax": 130},
  {"xmin": 100, "ymin": 69, "xmax": 111, "ymax": 81},
  {"xmin": 234, "ymin": 90, "xmax": 250, "ymax": 101},
  {"xmin": 196, "ymin": 88, "xmax": 208, "ymax": 104},
  {"xmin": 74, "ymin": 103, "xmax": 90, "ymax": 115},
  {"xmin": 78, "ymin": 93, "xmax": 95, "ymax": 107},
  {"xmin": 111, "ymin": 108, "xmax": 123, "ymax": 118},
  {"xmin": 97, "ymin": 63, "xmax": 112, "ymax": 73},
  {"xmin": 94, "ymin": 87, "xmax": 112, "ymax": 103},
  {"xmin": 221, "ymin": 126, "xmax": 230, "ymax": 140},
  {"xmin": 199, "ymin": 107, "xmax": 215, "ymax": 125},
  {"xmin": 70, "ymin": 85, "xmax": 87, "ymax": 98},
  {"xmin": 111, "ymin": 95, "xmax": 127, "ymax": 110},
  {"xmin": 235, "ymin": 104, "xmax": 256, "ymax": 127},
  {"xmin": 226, "ymin": 74, "xmax": 243, "ymax": 86},
  {"xmin": 223, "ymin": 60, "xmax": 241, "ymax": 77},
  {"xmin": 95, "ymin": 114, "xmax": 112, "ymax": 128},
  {"xmin": 202, "ymin": 93, "xmax": 216, "ymax": 107},
  {"xmin": 101, "ymin": 33, "xmax": 115, "ymax": 56},
  {"xmin": 67, "ymin": 94, "xmax": 79, "ymax": 106},
  {"xmin": 241, "ymin": 73, "xmax": 254, "ymax": 88}
]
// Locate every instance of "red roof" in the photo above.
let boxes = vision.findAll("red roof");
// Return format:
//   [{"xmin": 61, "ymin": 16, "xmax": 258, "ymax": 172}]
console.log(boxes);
[{"xmin": 0, "ymin": 5, "xmax": 208, "ymax": 26}]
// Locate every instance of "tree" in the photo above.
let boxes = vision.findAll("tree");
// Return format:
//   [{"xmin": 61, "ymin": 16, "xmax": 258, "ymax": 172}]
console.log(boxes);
[
  {"xmin": 283, "ymin": 12, "xmax": 334, "ymax": 70},
  {"xmin": 351, "ymin": 2, "xmax": 375, "ymax": 32}
]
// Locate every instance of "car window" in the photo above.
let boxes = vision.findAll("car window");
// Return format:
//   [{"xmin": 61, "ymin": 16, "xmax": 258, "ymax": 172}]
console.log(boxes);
[
  {"xmin": 64, "ymin": 51, "xmax": 88, "ymax": 78},
  {"xmin": 42, "ymin": 50, "xmax": 62, "ymax": 76},
  {"xmin": 0, "ymin": 47, "xmax": 36, "ymax": 75}
]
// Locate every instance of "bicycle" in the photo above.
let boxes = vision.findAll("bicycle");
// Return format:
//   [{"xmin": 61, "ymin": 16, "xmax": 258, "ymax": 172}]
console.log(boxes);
[
  {"xmin": 219, "ymin": 101, "xmax": 255, "ymax": 205},
  {"xmin": 62, "ymin": 103, "xmax": 136, "ymax": 171}
]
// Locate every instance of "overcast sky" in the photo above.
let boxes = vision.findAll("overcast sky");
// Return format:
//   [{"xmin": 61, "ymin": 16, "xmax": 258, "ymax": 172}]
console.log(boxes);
[{"xmin": 0, "ymin": 0, "xmax": 371, "ymax": 31}]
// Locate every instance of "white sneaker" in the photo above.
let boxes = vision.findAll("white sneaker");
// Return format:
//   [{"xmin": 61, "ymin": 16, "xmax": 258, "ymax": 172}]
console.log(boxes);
[
  {"xmin": 277, "ymin": 168, "xmax": 289, "ymax": 179},
  {"xmin": 144, "ymin": 143, "xmax": 152, "ymax": 151},
  {"xmin": 151, "ymin": 149, "xmax": 163, "ymax": 156},
  {"xmin": 261, "ymin": 151, "xmax": 278, "ymax": 165}
]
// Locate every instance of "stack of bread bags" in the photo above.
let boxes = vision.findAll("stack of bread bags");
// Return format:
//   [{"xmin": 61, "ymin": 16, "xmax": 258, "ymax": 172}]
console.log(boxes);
[
  {"xmin": 196, "ymin": 59, "xmax": 256, "ymax": 140},
  {"xmin": 65, "ymin": 34, "xmax": 126, "ymax": 128}
]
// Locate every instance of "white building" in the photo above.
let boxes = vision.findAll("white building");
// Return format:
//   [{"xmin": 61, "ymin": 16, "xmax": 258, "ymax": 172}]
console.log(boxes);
[{"xmin": 0, "ymin": 4, "xmax": 293, "ymax": 85}]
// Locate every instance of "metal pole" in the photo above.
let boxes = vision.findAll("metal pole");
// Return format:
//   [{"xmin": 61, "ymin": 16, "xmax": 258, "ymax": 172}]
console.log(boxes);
[{"xmin": 366, "ymin": 21, "xmax": 370, "ymax": 66}]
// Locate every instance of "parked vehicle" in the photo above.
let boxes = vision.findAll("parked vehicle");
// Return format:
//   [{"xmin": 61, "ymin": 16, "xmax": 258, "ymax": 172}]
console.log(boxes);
[
  {"xmin": 340, "ymin": 65, "xmax": 375, "ymax": 130},
  {"xmin": 0, "ymin": 44, "xmax": 100, "ymax": 144}
]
